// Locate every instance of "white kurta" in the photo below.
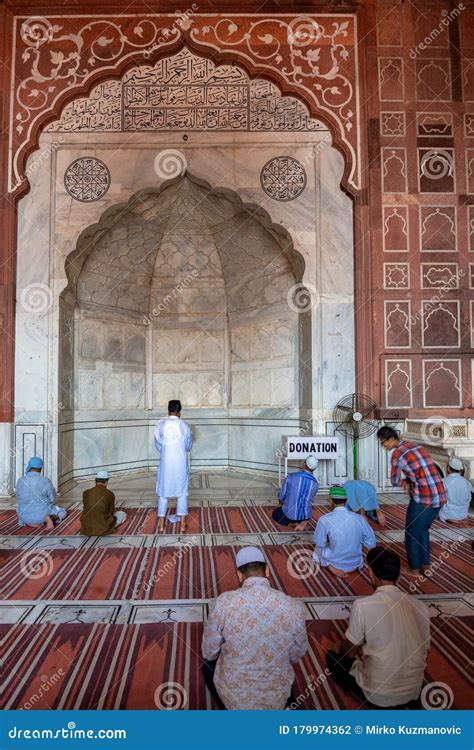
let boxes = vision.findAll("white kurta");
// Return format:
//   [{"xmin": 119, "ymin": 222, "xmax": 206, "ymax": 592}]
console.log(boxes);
[{"xmin": 154, "ymin": 416, "xmax": 193, "ymax": 498}]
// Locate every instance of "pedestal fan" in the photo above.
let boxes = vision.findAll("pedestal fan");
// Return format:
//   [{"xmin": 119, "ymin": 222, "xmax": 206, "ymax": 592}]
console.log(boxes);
[{"xmin": 333, "ymin": 393, "xmax": 379, "ymax": 479}]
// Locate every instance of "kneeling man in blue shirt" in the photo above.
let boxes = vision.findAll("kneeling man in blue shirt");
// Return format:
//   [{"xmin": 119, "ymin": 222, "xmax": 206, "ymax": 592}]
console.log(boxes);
[
  {"xmin": 313, "ymin": 485, "xmax": 376, "ymax": 577},
  {"xmin": 273, "ymin": 456, "xmax": 319, "ymax": 532},
  {"xmin": 343, "ymin": 479, "xmax": 386, "ymax": 526}
]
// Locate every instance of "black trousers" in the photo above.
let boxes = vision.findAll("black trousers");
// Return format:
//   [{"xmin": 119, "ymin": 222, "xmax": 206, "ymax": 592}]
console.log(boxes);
[
  {"xmin": 201, "ymin": 659, "xmax": 227, "ymax": 710},
  {"xmin": 201, "ymin": 659, "xmax": 297, "ymax": 710},
  {"xmin": 325, "ymin": 650, "xmax": 421, "ymax": 710},
  {"xmin": 272, "ymin": 506, "xmax": 296, "ymax": 527}
]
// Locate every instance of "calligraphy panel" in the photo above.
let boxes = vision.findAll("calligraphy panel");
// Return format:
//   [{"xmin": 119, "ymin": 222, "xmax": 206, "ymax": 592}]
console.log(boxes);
[{"xmin": 47, "ymin": 49, "xmax": 325, "ymax": 135}]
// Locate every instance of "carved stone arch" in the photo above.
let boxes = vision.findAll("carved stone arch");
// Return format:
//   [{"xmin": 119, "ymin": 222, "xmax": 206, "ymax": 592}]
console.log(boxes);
[
  {"xmin": 180, "ymin": 36, "xmax": 356, "ymax": 193},
  {"xmin": 60, "ymin": 169, "xmax": 312, "ymax": 477},
  {"xmin": 12, "ymin": 16, "xmax": 361, "ymax": 196}
]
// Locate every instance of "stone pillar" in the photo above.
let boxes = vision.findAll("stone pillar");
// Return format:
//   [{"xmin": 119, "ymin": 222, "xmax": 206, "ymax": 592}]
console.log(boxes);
[{"xmin": 0, "ymin": 7, "xmax": 16, "ymax": 496}]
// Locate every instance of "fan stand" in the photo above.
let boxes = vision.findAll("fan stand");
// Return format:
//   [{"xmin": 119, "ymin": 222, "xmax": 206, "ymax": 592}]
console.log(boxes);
[
  {"xmin": 353, "ymin": 438, "xmax": 358, "ymax": 481},
  {"xmin": 333, "ymin": 394, "xmax": 379, "ymax": 484},
  {"xmin": 352, "ymin": 412, "xmax": 363, "ymax": 480}
]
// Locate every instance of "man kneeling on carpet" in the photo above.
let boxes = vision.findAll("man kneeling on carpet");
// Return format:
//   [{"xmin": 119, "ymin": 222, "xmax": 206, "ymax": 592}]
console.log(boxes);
[
  {"xmin": 16, "ymin": 457, "xmax": 67, "ymax": 530},
  {"xmin": 342, "ymin": 479, "xmax": 386, "ymax": 526},
  {"xmin": 440, "ymin": 457, "xmax": 472, "ymax": 526},
  {"xmin": 201, "ymin": 546, "xmax": 308, "ymax": 710},
  {"xmin": 80, "ymin": 470, "xmax": 127, "ymax": 536},
  {"xmin": 273, "ymin": 455, "xmax": 319, "ymax": 531},
  {"xmin": 313, "ymin": 486, "xmax": 376, "ymax": 577},
  {"xmin": 326, "ymin": 547, "xmax": 430, "ymax": 709}
]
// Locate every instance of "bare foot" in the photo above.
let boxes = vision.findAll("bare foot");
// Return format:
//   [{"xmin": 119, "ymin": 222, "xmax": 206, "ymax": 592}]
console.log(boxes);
[
  {"xmin": 180, "ymin": 517, "xmax": 187, "ymax": 534},
  {"xmin": 327, "ymin": 564, "xmax": 353, "ymax": 578},
  {"xmin": 401, "ymin": 567, "xmax": 421, "ymax": 577},
  {"xmin": 376, "ymin": 511, "xmax": 386, "ymax": 527},
  {"xmin": 158, "ymin": 518, "xmax": 166, "ymax": 534},
  {"xmin": 293, "ymin": 522, "xmax": 308, "ymax": 532},
  {"xmin": 45, "ymin": 515, "xmax": 54, "ymax": 531}
]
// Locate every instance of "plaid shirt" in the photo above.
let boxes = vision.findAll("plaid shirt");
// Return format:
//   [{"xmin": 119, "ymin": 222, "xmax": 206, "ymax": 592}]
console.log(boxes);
[{"xmin": 390, "ymin": 440, "xmax": 446, "ymax": 508}]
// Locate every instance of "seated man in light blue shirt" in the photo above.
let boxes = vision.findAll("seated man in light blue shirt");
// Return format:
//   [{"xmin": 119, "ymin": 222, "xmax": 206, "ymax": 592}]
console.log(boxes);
[
  {"xmin": 273, "ymin": 456, "xmax": 319, "ymax": 531},
  {"xmin": 440, "ymin": 457, "xmax": 472, "ymax": 525},
  {"xmin": 343, "ymin": 479, "xmax": 386, "ymax": 526},
  {"xmin": 313, "ymin": 485, "xmax": 376, "ymax": 578},
  {"xmin": 16, "ymin": 457, "xmax": 66, "ymax": 530}
]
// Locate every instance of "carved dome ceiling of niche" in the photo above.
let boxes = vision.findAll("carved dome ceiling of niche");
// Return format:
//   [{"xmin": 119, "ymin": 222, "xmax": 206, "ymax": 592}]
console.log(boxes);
[{"xmin": 70, "ymin": 173, "xmax": 303, "ymax": 317}]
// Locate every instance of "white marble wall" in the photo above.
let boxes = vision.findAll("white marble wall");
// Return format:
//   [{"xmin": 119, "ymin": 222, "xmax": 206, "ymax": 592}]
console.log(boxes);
[
  {"xmin": 10, "ymin": 127, "xmax": 358, "ymax": 489},
  {"xmin": 314, "ymin": 145, "xmax": 356, "ymax": 432},
  {"xmin": 77, "ymin": 314, "xmax": 146, "ymax": 411},
  {"xmin": 230, "ymin": 317, "xmax": 295, "ymax": 408},
  {"xmin": 0, "ymin": 423, "xmax": 14, "ymax": 496}
]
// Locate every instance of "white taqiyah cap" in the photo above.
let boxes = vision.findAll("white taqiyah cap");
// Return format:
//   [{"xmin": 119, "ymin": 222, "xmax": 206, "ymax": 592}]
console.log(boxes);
[
  {"xmin": 96, "ymin": 470, "xmax": 109, "ymax": 480},
  {"xmin": 236, "ymin": 546, "xmax": 266, "ymax": 568},
  {"xmin": 305, "ymin": 454, "xmax": 318, "ymax": 470},
  {"xmin": 448, "ymin": 457, "xmax": 463, "ymax": 471}
]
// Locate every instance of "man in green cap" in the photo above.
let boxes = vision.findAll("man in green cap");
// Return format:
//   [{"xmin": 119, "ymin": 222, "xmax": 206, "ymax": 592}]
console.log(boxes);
[{"xmin": 313, "ymin": 485, "xmax": 376, "ymax": 577}]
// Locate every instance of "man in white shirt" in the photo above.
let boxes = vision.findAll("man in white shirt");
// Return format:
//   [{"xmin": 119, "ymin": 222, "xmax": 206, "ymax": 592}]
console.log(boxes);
[
  {"xmin": 326, "ymin": 546, "xmax": 430, "ymax": 708},
  {"xmin": 201, "ymin": 546, "xmax": 308, "ymax": 710},
  {"xmin": 313, "ymin": 485, "xmax": 376, "ymax": 577},
  {"xmin": 440, "ymin": 457, "xmax": 472, "ymax": 524},
  {"xmin": 154, "ymin": 399, "xmax": 192, "ymax": 534}
]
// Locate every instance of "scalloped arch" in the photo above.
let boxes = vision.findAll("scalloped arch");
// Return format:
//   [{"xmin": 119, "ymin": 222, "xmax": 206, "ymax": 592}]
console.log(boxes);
[
  {"xmin": 63, "ymin": 170, "xmax": 307, "ymax": 309},
  {"xmin": 11, "ymin": 15, "xmax": 360, "ymax": 196}
]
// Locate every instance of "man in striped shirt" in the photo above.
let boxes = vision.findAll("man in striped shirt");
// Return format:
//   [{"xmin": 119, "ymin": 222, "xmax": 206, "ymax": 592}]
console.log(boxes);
[
  {"xmin": 273, "ymin": 456, "xmax": 319, "ymax": 531},
  {"xmin": 377, "ymin": 426, "xmax": 446, "ymax": 576}
]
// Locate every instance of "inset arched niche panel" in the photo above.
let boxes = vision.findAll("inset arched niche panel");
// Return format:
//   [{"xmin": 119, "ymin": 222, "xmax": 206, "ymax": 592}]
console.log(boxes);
[{"xmin": 64, "ymin": 173, "xmax": 307, "ymax": 415}]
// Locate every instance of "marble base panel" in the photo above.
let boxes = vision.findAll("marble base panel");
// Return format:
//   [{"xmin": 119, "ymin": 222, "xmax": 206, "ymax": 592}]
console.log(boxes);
[
  {"xmin": 64, "ymin": 422, "xmax": 150, "ymax": 482},
  {"xmin": 1, "ymin": 525, "xmax": 470, "ymax": 552},
  {"xmin": 47, "ymin": 413, "xmax": 358, "ymax": 486},
  {"xmin": 0, "ymin": 423, "xmax": 14, "ymax": 497},
  {"xmin": 2, "ymin": 593, "xmax": 471, "ymax": 626}
]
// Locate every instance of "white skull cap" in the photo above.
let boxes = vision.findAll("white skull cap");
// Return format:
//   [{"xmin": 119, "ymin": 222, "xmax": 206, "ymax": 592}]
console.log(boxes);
[
  {"xmin": 305, "ymin": 455, "xmax": 318, "ymax": 470},
  {"xmin": 236, "ymin": 546, "xmax": 266, "ymax": 568}
]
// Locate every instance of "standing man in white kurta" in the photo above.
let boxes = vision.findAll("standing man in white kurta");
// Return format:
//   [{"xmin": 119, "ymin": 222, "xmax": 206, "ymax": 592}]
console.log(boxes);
[{"xmin": 154, "ymin": 399, "xmax": 193, "ymax": 533}]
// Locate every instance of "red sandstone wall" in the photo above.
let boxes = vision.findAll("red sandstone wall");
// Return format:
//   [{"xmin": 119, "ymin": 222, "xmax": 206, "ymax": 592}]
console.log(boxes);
[{"xmin": 367, "ymin": 0, "xmax": 473, "ymax": 417}]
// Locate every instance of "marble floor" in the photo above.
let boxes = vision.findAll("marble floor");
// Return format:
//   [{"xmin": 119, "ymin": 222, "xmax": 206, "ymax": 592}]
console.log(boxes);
[{"xmin": 59, "ymin": 469, "xmax": 284, "ymax": 506}]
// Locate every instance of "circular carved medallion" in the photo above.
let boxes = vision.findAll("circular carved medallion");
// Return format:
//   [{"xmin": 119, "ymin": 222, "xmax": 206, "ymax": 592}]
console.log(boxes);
[
  {"xmin": 64, "ymin": 157, "xmax": 111, "ymax": 202},
  {"xmin": 260, "ymin": 156, "xmax": 307, "ymax": 201}
]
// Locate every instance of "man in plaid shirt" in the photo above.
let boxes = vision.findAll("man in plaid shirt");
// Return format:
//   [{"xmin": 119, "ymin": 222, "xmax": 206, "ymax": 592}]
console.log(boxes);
[{"xmin": 377, "ymin": 426, "xmax": 446, "ymax": 576}]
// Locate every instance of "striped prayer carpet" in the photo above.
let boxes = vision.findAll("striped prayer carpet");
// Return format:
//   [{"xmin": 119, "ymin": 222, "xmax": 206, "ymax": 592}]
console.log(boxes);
[
  {"xmin": 2, "ymin": 617, "xmax": 472, "ymax": 710},
  {"xmin": 1, "ymin": 541, "xmax": 472, "ymax": 600},
  {"xmin": 1, "ymin": 504, "xmax": 469, "ymax": 536}
]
